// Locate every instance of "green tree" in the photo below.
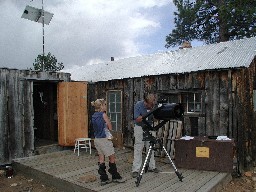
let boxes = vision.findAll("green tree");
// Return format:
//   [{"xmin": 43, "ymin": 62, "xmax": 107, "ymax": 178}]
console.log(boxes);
[
  {"xmin": 165, "ymin": 0, "xmax": 256, "ymax": 48},
  {"xmin": 32, "ymin": 52, "xmax": 64, "ymax": 71}
]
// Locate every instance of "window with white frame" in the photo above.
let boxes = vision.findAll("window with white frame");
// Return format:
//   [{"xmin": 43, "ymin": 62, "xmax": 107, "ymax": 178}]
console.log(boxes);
[
  {"xmin": 107, "ymin": 90, "xmax": 122, "ymax": 132},
  {"xmin": 160, "ymin": 92, "xmax": 202, "ymax": 114},
  {"xmin": 181, "ymin": 92, "xmax": 202, "ymax": 113}
]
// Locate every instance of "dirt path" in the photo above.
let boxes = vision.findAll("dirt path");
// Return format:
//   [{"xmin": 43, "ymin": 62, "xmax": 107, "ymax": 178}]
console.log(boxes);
[
  {"xmin": 0, "ymin": 172, "xmax": 60, "ymax": 192},
  {"xmin": 220, "ymin": 169, "xmax": 256, "ymax": 192}
]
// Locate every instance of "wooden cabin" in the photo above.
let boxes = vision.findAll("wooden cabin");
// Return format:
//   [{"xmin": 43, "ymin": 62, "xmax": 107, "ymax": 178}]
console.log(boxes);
[
  {"xmin": 70, "ymin": 37, "xmax": 256, "ymax": 171},
  {"xmin": 1, "ymin": 37, "xmax": 255, "ymax": 173},
  {"xmin": 0, "ymin": 69, "xmax": 73, "ymax": 164}
]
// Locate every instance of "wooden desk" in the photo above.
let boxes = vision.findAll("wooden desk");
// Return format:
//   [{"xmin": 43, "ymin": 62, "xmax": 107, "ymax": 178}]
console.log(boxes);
[{"xmin": 174, "ymin": 137, "xmax": 234, "ymax": 172}]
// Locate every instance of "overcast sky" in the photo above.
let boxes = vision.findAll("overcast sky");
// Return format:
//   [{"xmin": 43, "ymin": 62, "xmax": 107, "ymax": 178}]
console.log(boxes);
[{"xmin": 0, "ymin": 0, "xmax": 198, "ymax": 71}]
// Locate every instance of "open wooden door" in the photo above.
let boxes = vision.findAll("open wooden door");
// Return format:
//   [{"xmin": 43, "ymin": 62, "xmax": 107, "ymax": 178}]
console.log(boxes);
[{"xmin": 57, "ymin": 82, "xmax": 88, "ymax": 146}]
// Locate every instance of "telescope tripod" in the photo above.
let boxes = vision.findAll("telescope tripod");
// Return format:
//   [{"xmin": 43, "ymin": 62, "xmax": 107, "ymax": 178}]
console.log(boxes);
[{"xmin": 135, "ymin": 133, "xmax": 184, "ymax": 187}]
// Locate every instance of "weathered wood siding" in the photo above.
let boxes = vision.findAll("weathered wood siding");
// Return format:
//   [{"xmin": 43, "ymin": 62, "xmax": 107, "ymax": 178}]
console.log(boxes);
[
  {"xmin": 0, "ymin": 69, "xmax": 70, "ymax": 164},
  {"xmin": 88, "ymin": 58, "xmax": 256, "ymax": 169}
]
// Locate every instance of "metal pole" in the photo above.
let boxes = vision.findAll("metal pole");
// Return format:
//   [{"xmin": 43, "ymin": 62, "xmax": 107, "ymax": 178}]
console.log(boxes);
[{"xmin": 42, "ymin": 0, "xmax": 45, "ymax": 71}]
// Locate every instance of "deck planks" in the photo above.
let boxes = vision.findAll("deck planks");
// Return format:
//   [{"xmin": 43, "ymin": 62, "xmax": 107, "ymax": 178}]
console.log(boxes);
[{"xmin": 13, "ymin": 148, "xmax": 231, "ymax": 192}]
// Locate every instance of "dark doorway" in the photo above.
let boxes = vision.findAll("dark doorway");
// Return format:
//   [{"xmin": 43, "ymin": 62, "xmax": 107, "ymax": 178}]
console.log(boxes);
[
  {"xmin": 190, "ymin": 117, "xmax": 199, "ymax": 136},
  {"xmin": 33, "ymin": 82, "xmax": 58, "ymax": 147}
]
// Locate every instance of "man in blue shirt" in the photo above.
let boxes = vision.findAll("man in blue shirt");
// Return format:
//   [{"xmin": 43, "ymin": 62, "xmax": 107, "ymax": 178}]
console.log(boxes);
[{"xmin": 132, "ymin": 93, "xmax": 160, "ymax": 178}]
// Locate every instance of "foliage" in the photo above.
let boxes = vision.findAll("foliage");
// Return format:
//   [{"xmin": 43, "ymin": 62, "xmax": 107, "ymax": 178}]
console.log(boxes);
[
  {"xmin": 32, "ymin": 52, "xmax": 64, "ymax": 71},
  {"xmin": 165, "ymin": 0, "xmax": 256, "ymax": 48}
]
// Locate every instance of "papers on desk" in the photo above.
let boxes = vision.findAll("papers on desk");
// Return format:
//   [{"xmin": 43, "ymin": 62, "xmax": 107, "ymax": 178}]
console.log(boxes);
[
  {"xmin": 179, "ymin": 136, "xmax": 231, "ymax": 140},
  {"xmin": 216, "ymin": 136, "xmax": 231, "ymax": 140},
  {"xmin": 180, "ymin": 136, "xmax": 194, "ymax": 140}
]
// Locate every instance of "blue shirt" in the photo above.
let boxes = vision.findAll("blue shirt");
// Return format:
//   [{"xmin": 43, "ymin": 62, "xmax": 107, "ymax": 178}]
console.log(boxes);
[
  {"xmin": 91, "ymin": 112, "xmax": 106, "ymax": 138},
  {"xmin": 134, "ymin": 100, "xmax": 154, "ymax": 126}
]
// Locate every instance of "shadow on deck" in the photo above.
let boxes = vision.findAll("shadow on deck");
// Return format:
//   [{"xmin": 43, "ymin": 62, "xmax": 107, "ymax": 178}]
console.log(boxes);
[{"xmin": 12, "ymin": 148, "xmax": 231, "ymax": 192}]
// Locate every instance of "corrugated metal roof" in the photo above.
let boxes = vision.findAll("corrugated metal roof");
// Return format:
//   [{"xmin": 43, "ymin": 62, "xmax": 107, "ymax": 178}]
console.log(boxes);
[{"xmin": 69, "ymin": 36, "xmax": 256, "ymax": 82}]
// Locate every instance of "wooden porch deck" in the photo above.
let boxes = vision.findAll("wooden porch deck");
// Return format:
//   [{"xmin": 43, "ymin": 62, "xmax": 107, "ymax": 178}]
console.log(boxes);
[{"xmin": 13, "ymin": 148, "xmax": 231, "ymax": 192}]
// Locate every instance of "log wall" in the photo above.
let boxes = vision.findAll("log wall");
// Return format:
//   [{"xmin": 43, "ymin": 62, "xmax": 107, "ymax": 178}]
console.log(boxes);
[{"xmin": 88, "ymin": 59, "xmax": 256, "ymax": 169}]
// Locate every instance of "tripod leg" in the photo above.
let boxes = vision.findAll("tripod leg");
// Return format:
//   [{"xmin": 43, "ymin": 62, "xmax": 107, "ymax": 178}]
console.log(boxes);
[
  {"xmin": 135, "ymin": 146, "xmax": 153, "ymax": 187},
  {"xmin": 162, "ymin": 146, "xmax": 184, "ymax": 181}
]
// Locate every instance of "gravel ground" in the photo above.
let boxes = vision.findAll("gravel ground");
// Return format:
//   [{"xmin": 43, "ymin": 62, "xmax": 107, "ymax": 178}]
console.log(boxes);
[
  {"xmin": 220, "ymin": 171, "xmax": 256, "ymax": 192},
  {"xmin": 0, "ymin": 172, "xmax": 60, "ymax": 192}
]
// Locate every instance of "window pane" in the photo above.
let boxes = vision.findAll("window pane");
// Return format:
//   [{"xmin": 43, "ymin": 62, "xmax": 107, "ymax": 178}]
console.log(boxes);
[
  {"xmin": 110, "ymin": 103, "xmax": 115, "ymax": 112},
  {"xmin": 195, "ymin": 103, "xmax": 201, "ymax": 112},
  {"xmin": 109, "ymin": 93, "xmax": 116, "ymax": 102},
  {"xmin": 116, "ymin": 103, "xmax": 121, "ymax": 112},
  {"xmin": 188, "ymin": 103, "xmax": 194, "ymax": 112},
  {"xmin": 195, "ymin": 93, "xmax": 201, "ymax": 102},
  {"xmin": 111, "ymin": 113, "xmax": 117, "ymax": 121},
  {"xmin": 116, "ymin": 92, "xmax": 121, "ymax": 102}
]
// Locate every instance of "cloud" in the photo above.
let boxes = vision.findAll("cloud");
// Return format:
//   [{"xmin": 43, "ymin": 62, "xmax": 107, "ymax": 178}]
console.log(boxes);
[{"xmin": 0, "ymin": 0, "xmax": 174, "ymax": 70}]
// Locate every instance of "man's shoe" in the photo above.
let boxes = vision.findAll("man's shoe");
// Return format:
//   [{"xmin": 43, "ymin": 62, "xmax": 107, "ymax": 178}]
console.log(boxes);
[
  {"xmin": 112, "ymin": 177, "xmax": 126, "ymax": 183},
  {"xmin": 100, "ymin": 179, "xmax": 111, "ymax": 186},
  {"xmin": 148, "ymin": 168, "xmax": 160, "ymax": 173},
  {"xmin": 132, "ymin": 172, "xmax": 138, "ymax": 178}
]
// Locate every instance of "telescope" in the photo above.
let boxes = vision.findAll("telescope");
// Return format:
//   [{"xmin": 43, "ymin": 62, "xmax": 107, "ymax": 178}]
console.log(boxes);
[
  {"xmin": 142, "ymin": 103, "xmax": 184, "ymax": 131},
  {"xmin": 135, "ymin": 102, "xmax": 184, "ymax": 186},
  {"xmin": 153, "ymin": 103, "xmax": 184, "ymax": 120}
]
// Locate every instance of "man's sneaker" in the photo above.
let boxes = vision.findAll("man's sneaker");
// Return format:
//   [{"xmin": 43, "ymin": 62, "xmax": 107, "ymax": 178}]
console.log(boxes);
[
  {"xmin": 100, "ymin": 179, "xmax": 111, "ymax": 186},
  {"xmin": 148, "ymin": 168, "xmax": 160, "ymax": 173},
  {"xmin": 132, "ymin": 172, "xmax": 138, "ymax": 178},
  {"xmin": 112, "ymin": 177, "xmax": 126, "ymax": 183}
]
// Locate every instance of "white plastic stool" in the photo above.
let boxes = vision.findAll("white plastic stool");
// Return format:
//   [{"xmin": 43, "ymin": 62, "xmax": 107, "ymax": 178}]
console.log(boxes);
[{"xmin": 74, "ymin": 138, "xmax": 92, "ymax": 156}]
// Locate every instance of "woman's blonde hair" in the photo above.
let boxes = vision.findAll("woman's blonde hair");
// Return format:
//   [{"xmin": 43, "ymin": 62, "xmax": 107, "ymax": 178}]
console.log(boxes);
[{"xmin": 91, "ymin": 99, "xmax": 105, "ymax": 112}]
